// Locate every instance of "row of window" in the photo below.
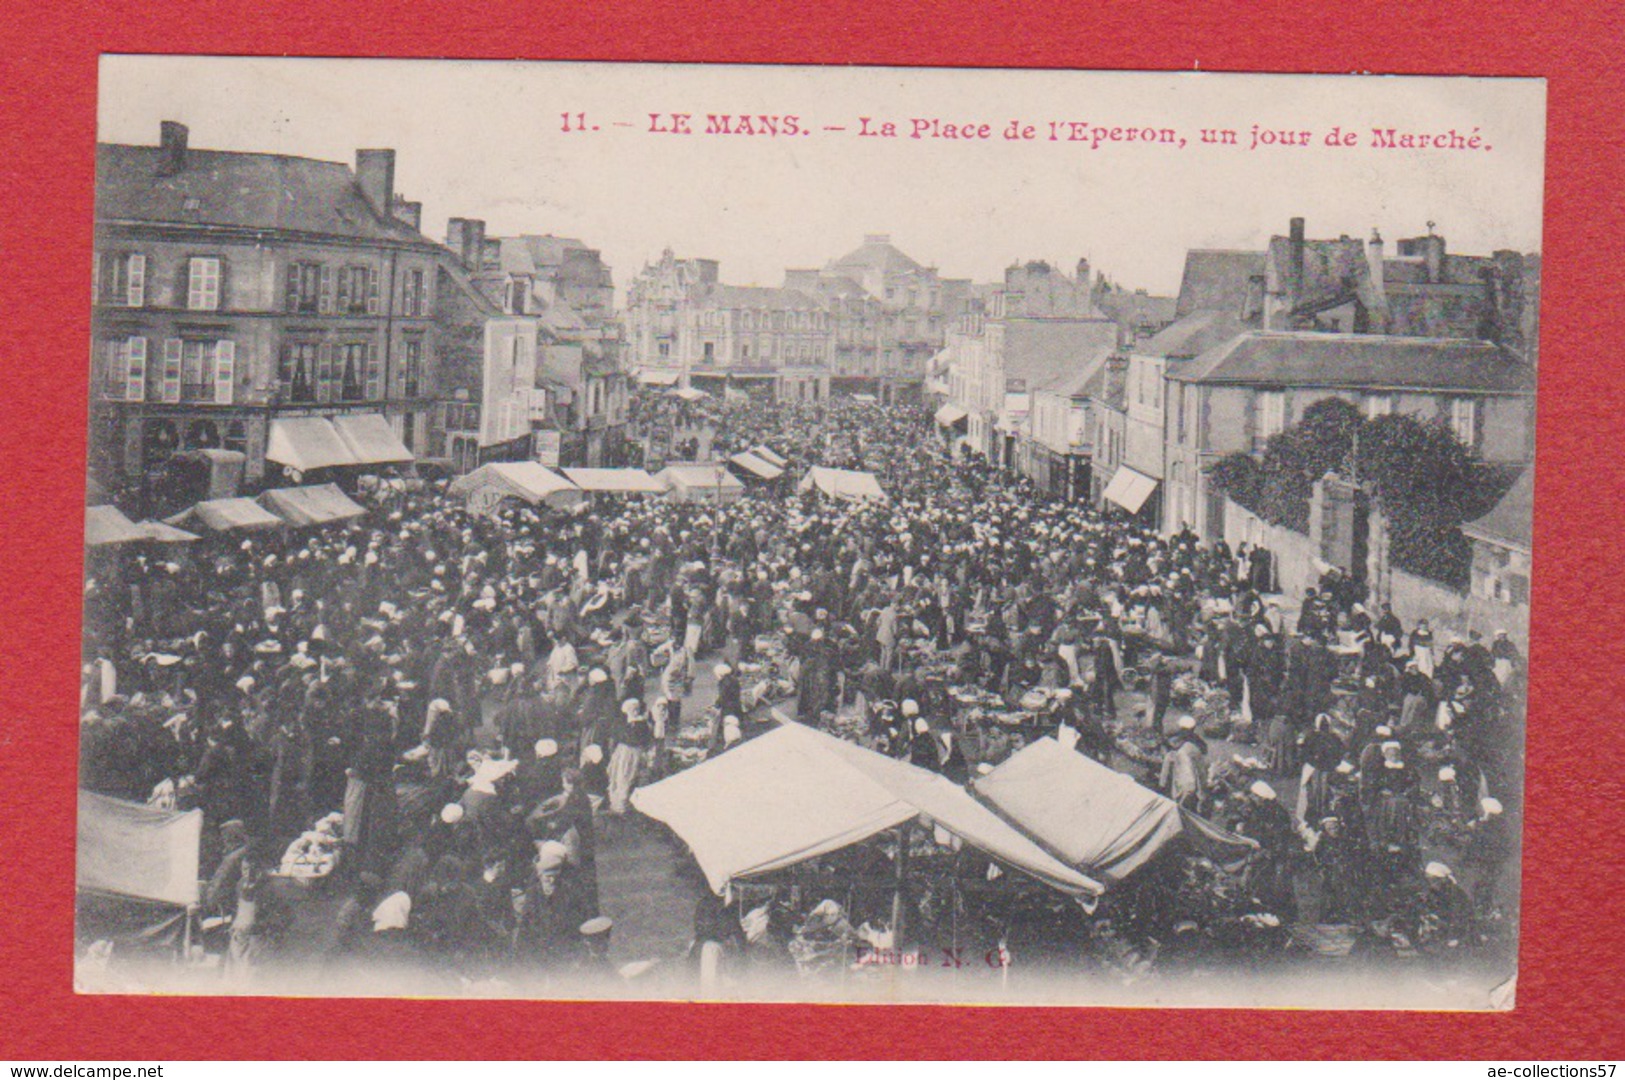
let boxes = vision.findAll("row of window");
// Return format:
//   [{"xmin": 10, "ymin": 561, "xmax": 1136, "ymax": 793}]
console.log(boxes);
[
  {"xmin": 278, "ymin": 339, "xmax": 423, "ymax": 404},
  {"xmin": 695, "ymin": 310, "xmax": 829, "ymax": 332},
  {"xmin": 97, "ymin": 336, "xmax": 425, "ymax": 405},
  {"xmin": 100, "ymin": 336, "xmax": 236, "ymax": 404},
  {"xmin": 95, "ymin": 252, "xmax": 431, "ymax": 317},
  {"xmin": 1252, "ymin": 391, "xmax": 1478, "ymax": 446}
]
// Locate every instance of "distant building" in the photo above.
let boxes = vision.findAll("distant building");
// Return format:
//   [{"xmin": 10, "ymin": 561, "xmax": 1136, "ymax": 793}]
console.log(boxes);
[
  {"xmin": 91, "ymin": 122, "xmax": 440, "ymax": 508},
  {"xmin": 442, "ymin": 220, "xmax": 628, "ymax": 467},
  {"xmin": 943, "ymin": 260, "xmax": 1118, "ymax": 472},
  {"xmin": 1165, "ymin": 331, "xmax": 1536, "ymax": 541},
  {"xmin": 625, "ymin": 236, "xmax": 970, "ymax": 404}
]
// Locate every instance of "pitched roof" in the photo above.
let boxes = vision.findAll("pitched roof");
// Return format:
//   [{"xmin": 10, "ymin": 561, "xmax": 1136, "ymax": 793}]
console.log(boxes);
[
  {"xmin": 1095, "ymin": 289, "xmax": 1178, "ymax": 331},
  {"xmin": 1171, "ymin": 330, "xmax": 1534, "ymax": 394},
  {"xmin": 1267, "ymin": 235, "xmax": 1384, "ymax": 316},
  {"xmin": 1136, "ymin": 309, "xmax": 1252, "ymax": 359},
  {"xmin": 695, "ymin": 284, "xmax": 823, "ymax": 311},
  {"xmin": 1462, "ymin": 468, "xmax": 1533, "ymax": 552},
  {"xmin": 1002, "ymin": 319, "xmax": 1120, "ymax": 387},
  {"xmin": 1175, "ymin": 249, "xmax": 1265, "ymax": 317},
  {"xmin": 826, "ymin": 236, "xmax": 924, "ymax": 275},
  {"xmin": 96, "ymin": 144, "xmax": 434, "ymax": 246}
]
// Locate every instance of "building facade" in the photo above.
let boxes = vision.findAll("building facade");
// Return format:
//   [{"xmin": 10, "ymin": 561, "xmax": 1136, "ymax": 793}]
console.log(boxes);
[
  {"xmin": 91, "ymin": 123, "xmax": 442, "ymax": 508},
  {"xmin": 1164, "ymin": 331, "xmax": 1537, "ymax": 542},
  {"xmin": 441, "ymin": 220, "xmax": 629, "ymax": 468}
]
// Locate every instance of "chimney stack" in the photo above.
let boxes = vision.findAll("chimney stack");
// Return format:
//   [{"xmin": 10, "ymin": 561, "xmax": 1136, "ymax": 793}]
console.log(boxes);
[
  {"xmin": 391, "ymin": 195, "xmax": 422, "ymax": 233},
  {"xmin": 355, "ymin": 149, "xmax": 396, "ymax": 218},
  {"xmin": 1366, "ymin": 229, "xmax": 1388, "ymax": 332},
  {"xmin": 159, "ymin": 121, "xmax": 189, "ymax": 175},
  {"xmin": 445, "ymin": 217, "xmax": 486, "ymax": 270},
  {"xmin": 1289, "ymin": 216, "xmax": 1306, "ymax": 293}
]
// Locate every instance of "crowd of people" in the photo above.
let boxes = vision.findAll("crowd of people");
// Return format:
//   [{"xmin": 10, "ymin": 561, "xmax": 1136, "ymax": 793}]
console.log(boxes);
[{"xmin": 77, "ymin": 393, "xmax": 1525, "ymax": 989}]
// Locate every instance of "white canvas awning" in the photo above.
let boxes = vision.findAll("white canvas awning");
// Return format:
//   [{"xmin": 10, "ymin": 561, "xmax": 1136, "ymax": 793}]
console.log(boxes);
[
  {"xmin": 560, "ymin": 467, "xmax": 668, "ymax": 495},
  {"xmin": 727, "ymin": 451, "xmax": 784, "ymax": 481},
  {"xmin": 448, "ymin": 462, "xmax": 583, "ymax": 511},
  {"xmin": 751, "ymin": 445, "xmax": 788, "ymax": 469},
  {"xmin": 668, "ymin": 386, "xmax": 709, "ymax": 402},
  {"xmin": 632, "ymin": 723, "xmax": 1102, "ymax": 899},
  {"xmin": 934, "ymin": 403, "xmax": 969, "ymax": 427},
  {"xmin": 257, "ymin": 483, "xmax": 368, "ymax": 526},
  {"xmin": 797, "ymin": 466, "xmax": 887, "ymax": 503},
  {"xmin": 165, "ymin": 497, "xmax": 286, "ymax": 533},
  {"xmin": 636, "ymin": 368, "xmax": 682, "ymax": 387},
  {"xmin": 973, "ymin": 738, "xmax": 1255, "ymax": 882},
  {"xmin": 1102, "ymin": 466, "xmax": 1159, "ymax": 515},
  {"xmin": 332, "ymin": 413, "xmax": 414, "ymax": 465},
  {"xmin": 654, "ymin": 464, "xmax": 745, "ymax": 503},
  {"xmin": 77, "ymin": 791, "xmax": 203, "ymax": 907},
  {"xmin": 265, "ymin": 417, "xmax": 358, "ymax": 472},
  {"xmin": 85, "ymin": 505, "xmax": 147, "ymax": 547}
]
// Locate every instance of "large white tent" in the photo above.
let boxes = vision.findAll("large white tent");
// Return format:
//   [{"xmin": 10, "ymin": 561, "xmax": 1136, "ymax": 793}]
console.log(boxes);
[
  {"xmin": 77, "ymin": 791, "xmax": 203, "ymax": 908},
  {"xmin": 256, "ymin": 483, "xmax": 367, "ymax": 527},
  {"xmin": 560, "ymin": 467, "xmax": 668, "ymax": 495},
  {"xmin": 447, "ymin": 462, "xmax": 584, "ymax": 511},
  {"xmin": 165, "ymin": 497, "xmax": 286, "ymax": 533},
  {"xmin": 973, "ymin": 738, "xmax": 1255, "ymax": 882},
  {"xmin": 631, "ymin": 723, "xmax": 1102, "ymax": 899},
  {"xmin": 654, "ymin": 464, "xmax": 745, "ymax": 504},
  {"xmin": 797, "ymin": 466, "xmax": 887, "ymax": 503}
]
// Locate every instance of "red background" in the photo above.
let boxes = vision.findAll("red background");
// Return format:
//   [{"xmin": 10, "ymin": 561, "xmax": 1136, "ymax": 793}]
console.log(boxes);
[{"xmin": 1, "ymin": 0, "xmax": 1621, "ymax": 1059}]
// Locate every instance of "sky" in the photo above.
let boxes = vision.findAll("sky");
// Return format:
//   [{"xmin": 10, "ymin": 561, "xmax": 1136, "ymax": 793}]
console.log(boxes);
[{"xmin": 98, "ymin": 58, "xmax": 1546, "ymax": 299}]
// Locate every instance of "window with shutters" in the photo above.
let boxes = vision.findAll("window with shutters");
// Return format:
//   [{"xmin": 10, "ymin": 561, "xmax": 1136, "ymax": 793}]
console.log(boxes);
[
  {"xmin": 181, "ymin": 340, "xmax": 214, "ymax": 401},
  {"xmin": 403, "ymin": 268, "xmax": 427, "ymax": 317},
  {"xmin": 280, "ymin": 342, "xmax": 318, "ymax": 403},
  {"xmin": 365, "ymin": 342, "xmax": 382, "ymax": 401},
  {"xmin": 100, "ymin": 340, "xmax": 123, "ymax": 399},
  {"xmin": 1450, "ymin": 398, "xmax": 1479, "ymax": 448},
  {"xmin": 336, "ymin": 266, "xmax": 376, "ymax": 315},
  {"xmin": 161, "ymin": 339, "xmax": 184, "ymax": 403},
  {"xmin": 214, "ymin": 341, "xmax": 236, "ymax": 404},
  {"xmin": 98, "ymin": 253, "xmax": 146, "ymax": 307},
  {"xmin": 124, "ymin": 337, "xmax": 149, "ymax": 401},
  {"xmin": 286, "ymin": 262, "xmax": 322, "ymax": 314},
  {"xmin": 403, "ymin": 338, "xmax": 422, "ymax": 398},
  {"xmin": 337, "ymin": 342, "xmax": 365, "ymax": 401},
  {"xmin": 186, "ymin": 257, "xmax": 221, "ymax": 311}
]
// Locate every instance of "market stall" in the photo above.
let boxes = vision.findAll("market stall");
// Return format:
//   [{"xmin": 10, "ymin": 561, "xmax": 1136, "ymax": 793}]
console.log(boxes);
[
  {"xmin": 973, "ymin": 737, "xmax": 1255, "ymax": 883},
  {"xmin": 797, "ymin": 466, "xmax": 887, "ymax": 503},
  {"xmin": 654, "ymin": 464, "xmax": 745, "ymax": 504},
  {"xmin": 164, "ymin": 497, "xmax": 287, "ymax": 534},
  {"xmin": 256, "ymin": 483, "xmax": 368, "ymax": 527},
  {"xmin": 447, "ymin": 461, "xmax": 585, "ymax": 513}
]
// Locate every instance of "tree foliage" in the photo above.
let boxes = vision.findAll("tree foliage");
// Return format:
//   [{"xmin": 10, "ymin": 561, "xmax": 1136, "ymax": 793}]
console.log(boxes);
[{"xmin": 1203, "ymin": 396, "xmax": 1514, "ymax": 587}]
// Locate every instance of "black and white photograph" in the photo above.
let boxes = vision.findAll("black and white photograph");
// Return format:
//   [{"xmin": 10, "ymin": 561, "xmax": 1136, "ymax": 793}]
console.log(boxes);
[{"xmin": 77, "ymin": 58, "xmax": 1544, "ymax": 1009}]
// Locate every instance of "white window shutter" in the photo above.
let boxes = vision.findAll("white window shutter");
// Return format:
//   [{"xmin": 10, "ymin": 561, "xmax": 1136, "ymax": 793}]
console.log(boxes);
[
  {"xmin": 214, "ymin": 340, "xmax": 235, "ymax": 404},
  {"xmin": 365, "ymin": 341, "xmax": 381, "ymax": 400},
  {"xmin": 367, "ymin": 268, "xmax": 380, "ymax": 315},
  {"xmin": 126, "ymin": 337, "xmax": 148, "ymax": 401},
  {"xmin": 127, "ymin": 254, "xmax": 146, "ymax": 307},
  {"xmin": 187, "ymin": 259, "xmax": 202, "ymax": 310},
  {"xmin": 318, "ymin": 265, "xmax": 334, "ymax": 314},
  {"xmin": 162, "ymin": 339, "xmax": 183, "ymax": 403},
  {"xmin": 92, "ymin": 253, "xmax": 100, "ymax": 304}
]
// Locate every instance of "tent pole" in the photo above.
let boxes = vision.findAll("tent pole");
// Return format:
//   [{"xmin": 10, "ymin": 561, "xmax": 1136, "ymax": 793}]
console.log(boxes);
[
  {"xmin": 181, "ymin": 902, "xmax": 195, "ymax": 963},
  {"xmin": 891, "ymin": 824, "xmax": 909, "ymax": 948}
]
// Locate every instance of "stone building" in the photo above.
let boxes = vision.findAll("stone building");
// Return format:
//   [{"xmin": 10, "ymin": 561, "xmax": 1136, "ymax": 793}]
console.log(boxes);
[{"xmin": 91, "ymin": 122, "xmax": 438, "ymax": 510}]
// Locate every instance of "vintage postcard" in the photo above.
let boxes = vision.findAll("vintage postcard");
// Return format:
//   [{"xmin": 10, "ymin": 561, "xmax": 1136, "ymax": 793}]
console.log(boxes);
[{"xmin": 78, "ymin": 58, "xmax": 1543, "ymax": 1009}]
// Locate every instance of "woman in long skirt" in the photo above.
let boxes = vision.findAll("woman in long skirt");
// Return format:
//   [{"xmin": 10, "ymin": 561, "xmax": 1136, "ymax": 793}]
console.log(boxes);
[{"xmin": 607, "ymin": 699, "xmax": 653, "ymax": 814}]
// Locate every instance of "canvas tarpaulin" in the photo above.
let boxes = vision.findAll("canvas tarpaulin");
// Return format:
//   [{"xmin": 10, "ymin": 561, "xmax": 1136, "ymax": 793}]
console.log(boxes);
[
  {"xmin": 165, "ymin": 497, "xmax": 286, "ymax": 533},
  {"xmin": 85, "ymin": 505, "xmax": 147, "ymax": 547},
  {"xmin": 77, "ymin": 791, "xmax": 203, "ymax": 907},
  {"xmin": 750, "ymin": 445, "xmax": 788, "ymax": 469},
  {"xmin": 797, "ymin": 466, "xmax": 887, "ymax": 503},
  {"xmin": 265, "ymin": 417, "xmax": 359, "ymax": 472},
  {"xmin": 727, "ymin": 451, "xmax": 784, "ymax": 481},
  {"xmin": 1102, "ymin": 466, "xmax": 1159, "ymax": 515},
  {"xmin": 560, "ymin": 467, "xmax": 668, "ymax": 495},
  {"xmin": 448, "ymin": 462, "xmax": 584, "ymax": 512},
  {"xmin": 632, "ymin": 723, "xmax": 1101, "ymax": 899},
  {"xmin": 135, "ymin": 520, "xmax": 201, "ymax": 543},
  {"xmin": 973, "ymin": 737, "xmax": 1255, "ymax": 882},
  {"xmin": 934, "ymin": 403, "xmax": 969, "ymax": 428},
  {"xmin": 257, "ymin": 483, "xmax": 367, "ymax": 526},
  {"xmin": 332, "ymin": 413, "xmax": 414, "ymax": 465},
  {"xmin": 654, "ymin": 465, "xmax": 745, "ymax": 504}
]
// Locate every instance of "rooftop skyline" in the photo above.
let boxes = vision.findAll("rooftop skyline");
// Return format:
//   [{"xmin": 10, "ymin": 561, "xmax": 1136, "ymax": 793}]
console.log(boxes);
[{"xmin": 98, "ymin": 58, "xmax": 1546, "ymax": 297}]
